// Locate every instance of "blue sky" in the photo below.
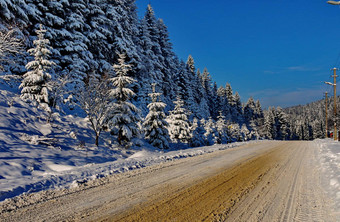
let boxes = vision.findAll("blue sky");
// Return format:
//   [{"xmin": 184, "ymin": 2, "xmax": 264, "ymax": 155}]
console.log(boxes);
[{"xmin": 136, "ymin": 0, "xmax": 340, "ymax": 108}]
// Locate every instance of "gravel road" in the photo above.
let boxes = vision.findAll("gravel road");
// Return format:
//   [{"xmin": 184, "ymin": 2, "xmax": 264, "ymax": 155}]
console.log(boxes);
[{"xmin": 0, "ymin": 141, "xmax": 336, "ymax": 221}]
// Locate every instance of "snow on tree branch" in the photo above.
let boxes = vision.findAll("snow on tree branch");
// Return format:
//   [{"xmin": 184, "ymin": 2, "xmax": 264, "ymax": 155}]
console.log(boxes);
[{"xmin": 0, "ymin": 28, "xmax": 24, "ymax": 69}]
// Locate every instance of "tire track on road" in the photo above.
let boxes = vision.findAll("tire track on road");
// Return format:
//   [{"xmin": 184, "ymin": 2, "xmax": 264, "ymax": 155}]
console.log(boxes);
[
  {"xmin": 279, "ymin": 144, "xmax": 304, "ymax": 222},
  {"xmin": 224, "ymin": 141, "xmax": 335, "ymax": 222},
  {"xmin": 108, "ymin": 144, "xmax": 284, "ymax": 221}
]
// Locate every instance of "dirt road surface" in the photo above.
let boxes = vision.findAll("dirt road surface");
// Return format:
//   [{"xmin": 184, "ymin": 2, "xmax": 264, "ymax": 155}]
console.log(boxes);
[{"xmin": 0, "ymin": 141, "xmax": 336, "ymax": 221}]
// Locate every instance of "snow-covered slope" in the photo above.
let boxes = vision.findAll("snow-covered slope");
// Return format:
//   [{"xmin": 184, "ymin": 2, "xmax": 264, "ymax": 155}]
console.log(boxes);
[{"xmin": 0, "ymin": 83, "xmax": 249, "ymax": 201}]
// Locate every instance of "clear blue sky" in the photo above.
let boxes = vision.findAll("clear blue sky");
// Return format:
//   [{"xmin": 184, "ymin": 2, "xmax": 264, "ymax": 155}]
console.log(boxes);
[{"xmin": 136, "ymin": 0, "xmax": 340, "ymax": 108}]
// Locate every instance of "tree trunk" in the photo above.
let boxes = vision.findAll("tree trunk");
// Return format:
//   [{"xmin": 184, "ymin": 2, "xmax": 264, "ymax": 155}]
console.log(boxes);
[
  {"xmin": 95, "ymin": 134, "xmax": 99, "ymax": 146},
  {"xmin": 118, "ymin": 132, "xmax": 122, "ymax": 145}
]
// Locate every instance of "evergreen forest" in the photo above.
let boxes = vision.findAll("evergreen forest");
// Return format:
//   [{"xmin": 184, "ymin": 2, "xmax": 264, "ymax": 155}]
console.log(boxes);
[{"xmin": 0, "ymin": 0, "xmax": 327, "ymax": 149}]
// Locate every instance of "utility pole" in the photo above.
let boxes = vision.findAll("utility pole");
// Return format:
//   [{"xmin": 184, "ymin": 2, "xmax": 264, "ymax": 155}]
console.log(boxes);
[
  {"xmin": 324, "ymin": 68, "xmax": 338, "ymax": 140},
  {"xmin": 333, "ymin": 68, "xmax": 338, "ymax": 140},
  {"xmin": 325, "ymin": 92, "xmax": 328, "ymax": 138}
]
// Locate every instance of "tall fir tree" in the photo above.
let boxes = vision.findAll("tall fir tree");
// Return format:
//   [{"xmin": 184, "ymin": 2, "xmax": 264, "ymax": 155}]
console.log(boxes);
[
  {"xmin": 176, "ymin": 60, "xmax": 195, "ymax": 117},
  {"xmin": 109, "ymin": 53, "xmax": 140, "ymax": 147},
  {"xmin": 276, "ymin": 107, "xmax": 289, "ymax": 140},
  {"xmin": 264, "ymin": 107, "xmax": 276, "ymax": 139},
  {"xmin": 225, "ymin": 83, "xmax": 234, "ymax": 121},
  {"xmin": 217, "ymin": 86, "xmax": 227, "ymax": 116},
  {"xmin": 233, "ymin": 92, "xmax": 244, "ymax": 123},
  {"xmin": 157, "ymin": 18, "xmax": 176, "ymax": 105},
  {"xmin": 244, "ymin": 97, "xmax": 256, "ymax": 124},
  {"xmin": 195, "ymin": 68, "xmax": 209, "ymax": 119},
  {"xmin": 136, "ymin": 4, "xmax": 164, "ymax": 114},
  {"xmin": 63, "ymin": 0, "xmax": 92, "ymax": 89},
  {"xmin": 84, "ymin": 0, "xmax": 112, "ymax": 73}
]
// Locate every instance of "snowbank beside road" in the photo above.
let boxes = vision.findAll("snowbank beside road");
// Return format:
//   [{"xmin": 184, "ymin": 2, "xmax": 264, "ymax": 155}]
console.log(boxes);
[
  {"xmin": 1, "ymin": 136, "xmax": 247, "ymax": 202},
  {"xmin": 315, "ymin": 139, "xmax": 340, "ymax": 212}
]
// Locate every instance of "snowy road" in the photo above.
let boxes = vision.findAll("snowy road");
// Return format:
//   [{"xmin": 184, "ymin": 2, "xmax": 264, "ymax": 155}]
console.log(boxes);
[{"xmin": 0, "ymin": 141, "xmax": 336, "ymax": 221}]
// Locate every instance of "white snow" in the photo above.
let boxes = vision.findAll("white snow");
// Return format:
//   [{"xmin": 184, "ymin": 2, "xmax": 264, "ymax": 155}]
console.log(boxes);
[
  {"xmin": 47, "ymin": 164, "xmax": 75, "ymax": 172},
  {"xmin": 0, "ymin": 83, "xmax": 251, "ymax": 202},
  {"xmin": 315, "ymin": 139, "xmax": 340, "ymax": 212}
]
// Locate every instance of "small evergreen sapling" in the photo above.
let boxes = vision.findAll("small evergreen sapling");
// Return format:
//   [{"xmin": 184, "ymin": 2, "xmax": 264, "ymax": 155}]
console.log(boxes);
[
  {"xmin": 189, "ymin": 118, "xmax": 206, "ymax": 147},
  {"xmin": 167, "ymin": 95, "xmax": 191, "ymax": 144},
  {"xmin": 216, "ymin": 111, "xmax": 230, "ymax": 144},
  {"xmin": 20, "ymin": 24, "xmax": 56, "ymax": 110},
  {"xmin": 240, "ymin": 124, "xmax": 251, "ymax": 141},
  {"xmin": 143, "ymin": 83, "xmax": 170, "ymax": 149},
  {"xmin": 204, "ymin": 117, "xmax": 218, "ymax": 145}
]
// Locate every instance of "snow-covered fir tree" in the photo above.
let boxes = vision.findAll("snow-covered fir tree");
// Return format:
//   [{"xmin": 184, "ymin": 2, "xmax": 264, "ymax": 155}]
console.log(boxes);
[
  {"xmin": 20, "ymin": 24, "xmax": 56, "ymax": 109},
  {"xmin": 176, "ymin": 60, "xmax": 195, "ymax": 116},
  {"xmin": 225, "ymin": 83, "xmax": 234, "ymax": 121},
  {"xmin": 217, "ymin": 86, "xmax": 227, "ymax": 117},
  {"xmin": 143, "ymin": 83, "xmax": 170, "ymax": 149},
  {"xmin": 83, "ymin": 0, "xmax": 112, "ymax": 72},
  {"xmin": 137, "ymin": 4, "xmax": 165, "ymax": 115},
  {"xmin": 233, "ymin": 92, "xmax": 244, "ymax": 123},
  {"xmin": 249, "ymin": 120, "xmax": 260, "ymax": 140},
  {"xmin": 264, "ymin": 107, "xmax": 276, "ymax": 139},
  {"xmin": 157, "ymin": 18, "xmax": 177, "ymax": 106},
  {"xmin": 189, "ymin": 118, "xmax": 206, "ymax": 147},
  {"xmin": 109, "ymin": 53, "xmax": 140, "ymax": 147},
  {"xmin": 276, "ymin": 107, "xmax": 289, "ymax": 140},
  {"xmin": 229, "ymin": 123, "xmax": 242, "ymax": 142},
  {"xmin": 186, "ymin": 55, "xmax": 195, "ymax": 73},
  {"xmin": 240, "ymin": 124, "xmax": 251, "ymax": 141},
  {"xmin": 167, "ymin": 95, "xmax": 191, "ymax": 144},
  {"xmin": 195, "ymin": 68, "xmax": 209, "ymax": 119},
  {"xmin": 216, "ymin": 111, "xmax": 230, "ymax": 144},
  {"xmin": 244, "ymin": 97, "xmax": 256, "ymax": 124},
  {"xmin": 204, "ymin": 117, "xmax": 218, "ymax": 145}
]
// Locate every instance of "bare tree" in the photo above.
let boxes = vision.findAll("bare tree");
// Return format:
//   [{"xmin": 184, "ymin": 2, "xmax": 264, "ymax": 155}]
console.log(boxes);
[
  {"xmin": 0, "ymin": 28, "xmax": 23, "ymax": 68},
  {"xmin": 46, "ymin": 72, "xmax": 71, "ymax": 123},
  {"xmin": 78, "ymin": 74, "xmax": 111, "ymax": 146}
]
